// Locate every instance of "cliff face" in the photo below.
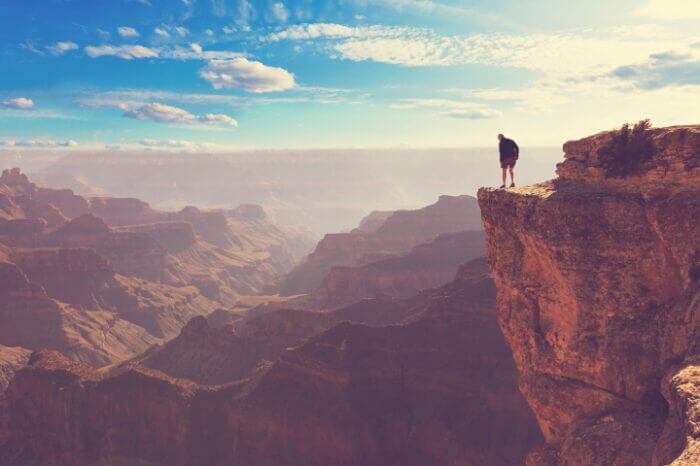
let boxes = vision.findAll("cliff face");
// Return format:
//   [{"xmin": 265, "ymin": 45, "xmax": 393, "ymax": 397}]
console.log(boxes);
[
  {"xmin": 268, "ymin": 194, "xmax": 484, "ymax": 295},
  {"xmin": 310, "ymin": 230, "xmax": 486, "ymax": 308},
  {"xmin": 0, "ymin": 345, "xmax": 30, "ymax": 392},
  {"xmin": 478, "ymin": 125, "xmax": 699, "ymax": 464},
  {"xmin": 0, "ymin": 258, "xmax": 544, "ymax": 465}
]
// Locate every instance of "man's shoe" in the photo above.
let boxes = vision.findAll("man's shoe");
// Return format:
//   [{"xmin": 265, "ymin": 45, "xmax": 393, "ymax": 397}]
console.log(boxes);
[
  {"xmin": 499, "ymin": 184, "xmax": 506, "ymax": 189},
  {"xmin": 509, "ymin": 183, "xmax": 515, "ymax": 188}
]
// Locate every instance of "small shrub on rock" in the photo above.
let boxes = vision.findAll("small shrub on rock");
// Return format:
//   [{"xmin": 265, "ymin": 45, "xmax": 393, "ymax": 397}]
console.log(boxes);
[{"xmin": 600, "ymin": 119, "xmax": 654, "ymax": 178}]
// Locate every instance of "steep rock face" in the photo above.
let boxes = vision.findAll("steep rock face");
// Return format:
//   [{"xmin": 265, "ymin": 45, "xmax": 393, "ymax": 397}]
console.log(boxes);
[
  {"xmin": 0, "ymin": 258, "xmax": 544, "ymax": 465},
  {"xmin": 0, "ymin": 260, "xmax": 161, "ymax": 366},
  {"xmin": 117, "ymin": 222, "xmax": 197, "ymax": 253},
  {"xmin": 0, "ymin": 345, "xmax": 30, "ymax": 392},
  {"xmin": 310, "ymin": 230, "xmax": 486, "ymax": 308},
  {"xmin": 9, "ymin": 247, "xmax": 114, "ymax": 309},
  {"xmin": 477, "ymin": 125, "xmax": 699, "ymax": 464},
  {"xmin": 48, "ymin": 214, "xmax": 169, "ymax": 282},
  {"xmin": 269, "ymin": 194, "xmax": 483, "ymax": 295}
]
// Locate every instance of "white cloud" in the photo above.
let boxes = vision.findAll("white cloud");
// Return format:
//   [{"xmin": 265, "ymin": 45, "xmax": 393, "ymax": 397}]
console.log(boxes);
[
  {"xmin": 199, "ymin": 58, "xmax": 296, "ymax": 92},
  {"xmin": 199, "ymin": 113, "xmax": 238, "ymax": 126},
  {"xmin": 174, "ymin": 26, "xmax": 189, "ymax": 37},
  {"xmin": 270, "ymin": 2, "xmax": 290, "ymax": 22},
  {"xmin": 336, "ymin": 37, "xmax": 453, "ymax": 66},
  {"xmin": 118, "ymin": 26, "xmax": 140, "ymax": 38},
  {"xmin": 277, "ymin": 22, "xmax": 699, "ymax": 83},
  {"xmin": 154, "ymin": 27, "xmax": 170, "ymax": 38},
  {"xmin": 122, "ymin": 102, "xmax": 237, "ymax": 127},
  {"xmin": 1, "ymin": 139, "xmax": 77, "ymax": 148},
  {"xmin": 47, "ymin": 41, "xmax": 78, "ymax": 56},
  {"xmin": 181, "ymin": 0, "xmax": 193, "ymax": 5},
  {"xmin": 97, "ymin": 28, "xmax": 111, "ymax": 40},
  {"xmin": 85, "ymin": 44, "xmax": 158, "ymax": 59},
  {"xmin": 1, "ymin": 97, "xmax": 35, "ymax": 110},
  {"xmin": 190, "ymin": 43, "xmax": 203, "ymax": 54},
  {"xmin": 635, "ymin": 0, "xmax": 700, "ymax": 20},
  {"xmin": 205, "ymin": 29, "xmax": 214, "ymax": 37}
]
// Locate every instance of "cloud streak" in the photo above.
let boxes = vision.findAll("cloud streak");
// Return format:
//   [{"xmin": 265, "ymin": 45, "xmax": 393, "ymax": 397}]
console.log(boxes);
[
  {"xmin": 1, "ymin": 97, "xmax": 35, "ymax": 109},
  {"xmin": 47, "ymin": 41, "xmax": 78, "ymax": 55},
  {"xmin": 121, "ymin": 102, "xmax": 238, "ymax": 127},
  {"xmin": 1, "ymin": 139, "xmax": 77, "ymax": 148},
  {"xmin": 118, "ymin": 26, "xmax": 140, "ymax": 38},
  {"xmin": 85, "ymin": 44, "xmax": 158, "ymax": 59}
]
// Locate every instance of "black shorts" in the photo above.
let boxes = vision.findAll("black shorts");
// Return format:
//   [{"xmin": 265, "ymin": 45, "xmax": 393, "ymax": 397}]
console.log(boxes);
[{"xmin": 500, "ymin": 157, "xmax": 517, "ymax": 169}]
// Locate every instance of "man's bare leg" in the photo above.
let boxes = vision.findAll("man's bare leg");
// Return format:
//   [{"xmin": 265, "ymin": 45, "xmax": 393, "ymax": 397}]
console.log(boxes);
[
  {"xmin": 501, "ymin": 168, "xmax": 507, "ymax": 187},
  {"xmin": 509, "ymin": 167, "xmax": 515, "ymax": 186}
]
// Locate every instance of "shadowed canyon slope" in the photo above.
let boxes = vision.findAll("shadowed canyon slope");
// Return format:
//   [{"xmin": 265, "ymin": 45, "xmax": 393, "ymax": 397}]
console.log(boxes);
[
  {"xmin": 478, "ymin": 125, "xmax": 699, "ymax": 464},
  {"xmin": 0, "ymin": 258, "xmax": 543, "ymax": 466},
  {"xmin": 0, "ymin": 169, "xmax": 314, "ymax": 367},
  {"xmin": 266, "ymin": 194, "xmax": 484, "ymax": 296}
]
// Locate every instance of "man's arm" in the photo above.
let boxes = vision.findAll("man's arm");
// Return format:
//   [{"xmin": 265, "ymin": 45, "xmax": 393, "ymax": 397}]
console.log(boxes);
[{"xmin": 513, "ymin": 141, "xmax": 519, "ymax": 158}]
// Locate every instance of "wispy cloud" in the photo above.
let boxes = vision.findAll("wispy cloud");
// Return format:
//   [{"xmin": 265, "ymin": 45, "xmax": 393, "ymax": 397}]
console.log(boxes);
[
  {"xmin": 1, "ymin": 97, "xmax": 35, "ymax": 110},
  {"xmin": 138, "ymin": 138, "xmax": 222, "ymax": 151},
  {"xmin": 118, "ymin": 26, "xmax": 140, "ymax": 38},
  {"xmin": 79, "ymin": 85, "xmax": 353, "ymax": 110},
  {"xmin": 266, "ymin": 23, "xmax": 409, "ymax": 41},
  {"xmin": 47, "ymin": 41, "xmax": 78, "ymax": 56},
  {"xmin": 1, "ymin": 139, "xmax": 77, "ymax": 148},
  {"xmin": 269, "ymin": 2, "xmax": 290, "ymax": 22},
  {"xmin": 199, "ymin": 58, "xmax": 296, "ymax": 92},
  {"xmin": 85, "ymin": 44, "xmax": 158, "ymax": 59},
  {"xmin": 392, "ymin": 98, "xmax": 501, "ymax": 119},
  {"xmin": 270, "ymin": 22, "xmax": 697, "ymax": 77},
  {"xmin": 121, "ymin": 102, "xmax": 238, "ymax": 127},
  {"xmin": 154, "ymin": 27, "xmax": 170, "ymax": 38},
  {"xmin": 160, "ymin": 44, "xmax": 243, "ymax": 60}
]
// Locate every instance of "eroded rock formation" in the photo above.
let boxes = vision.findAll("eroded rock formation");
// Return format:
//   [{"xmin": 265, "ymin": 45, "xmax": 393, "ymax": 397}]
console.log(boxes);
[
  {"xmin": 267, "ymin": 194, "xmax": 484, "ymax": 295},
  {"xmin": 0, "ymin": 258, "xmax": 543, "ymax": 465},
  {"xmin": 478, "ymin": 124, "xmax": 699, "ymax": 464}
]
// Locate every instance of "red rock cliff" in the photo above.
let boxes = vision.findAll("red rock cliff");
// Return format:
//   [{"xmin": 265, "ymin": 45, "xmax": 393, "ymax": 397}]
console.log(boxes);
[{"xmin": 478, "ymin": 124, "xmax": 699, "ymax": 464}]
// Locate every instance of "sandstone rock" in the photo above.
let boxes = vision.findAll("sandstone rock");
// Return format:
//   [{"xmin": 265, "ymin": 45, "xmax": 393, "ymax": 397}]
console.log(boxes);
[{"xmin": 478, "ymin": 124, "xmax": 699, "ymax": 464}]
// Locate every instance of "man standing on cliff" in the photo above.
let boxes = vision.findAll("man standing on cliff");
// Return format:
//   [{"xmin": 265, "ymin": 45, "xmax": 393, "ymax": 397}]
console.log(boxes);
[{"xmin": 498, "ymin": 133, "xmax": 519, "ymax": 188}]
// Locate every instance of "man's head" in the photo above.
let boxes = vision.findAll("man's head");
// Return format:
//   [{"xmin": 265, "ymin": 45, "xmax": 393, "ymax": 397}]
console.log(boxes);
[{"xmin": 497, "ymin": 133, "xmax": 504, "ymax": 141}]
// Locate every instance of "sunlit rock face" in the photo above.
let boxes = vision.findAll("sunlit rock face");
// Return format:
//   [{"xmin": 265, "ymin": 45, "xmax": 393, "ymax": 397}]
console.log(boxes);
[{"xmin": 478, "ymin": 125, "xmax": 699, "ymax": 464}]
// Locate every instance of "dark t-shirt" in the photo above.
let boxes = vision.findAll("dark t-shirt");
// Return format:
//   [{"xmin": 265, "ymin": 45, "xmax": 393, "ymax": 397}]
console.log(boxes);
[{"xmin": 499, "ymin": 138, "xmax": 519, "ymax": 161}]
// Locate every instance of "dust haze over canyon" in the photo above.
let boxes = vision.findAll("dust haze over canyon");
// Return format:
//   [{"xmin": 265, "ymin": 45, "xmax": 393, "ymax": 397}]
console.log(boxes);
[
  {"xmin": 0, "ymin": 124, "xmax": 697, "ymax": 466},
  {"xmin": 0, "ymin": 147, "xmax": 562, "ymax": 235}
]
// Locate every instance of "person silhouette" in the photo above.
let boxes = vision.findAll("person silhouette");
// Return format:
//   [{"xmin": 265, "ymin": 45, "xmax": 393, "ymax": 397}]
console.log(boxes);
[{"xmin": 497, "ymin": 133, "xmax": 519, "ymax": 188}]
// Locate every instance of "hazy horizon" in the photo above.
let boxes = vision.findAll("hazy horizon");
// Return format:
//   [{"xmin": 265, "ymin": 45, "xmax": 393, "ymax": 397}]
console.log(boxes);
[{"xmin": 1, "ymin": 145, "xmax": 563, "ymax": 234}]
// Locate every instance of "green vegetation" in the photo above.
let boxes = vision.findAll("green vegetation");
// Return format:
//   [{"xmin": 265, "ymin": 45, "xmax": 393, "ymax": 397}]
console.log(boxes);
[{"xmin": 600, "ymin": 119, "xmax": 654, "ymax": 178}]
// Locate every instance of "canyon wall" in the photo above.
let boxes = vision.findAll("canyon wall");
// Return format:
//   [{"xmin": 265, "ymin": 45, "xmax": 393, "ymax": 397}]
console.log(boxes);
[
  {"xmin": 0, "ymin": 258, "xmax": 543, "ymax": 465},
  {"xmin": 268, "ymin": 194, "xmax": 484, "ymax": 295},
  {"xmin": 478, "ymin": 125, "xmax": 699, "ymax": 464}
]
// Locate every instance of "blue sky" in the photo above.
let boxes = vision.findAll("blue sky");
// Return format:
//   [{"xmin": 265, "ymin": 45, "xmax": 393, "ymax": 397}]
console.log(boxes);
[{"xmin": 0, "ymin": 0, "xmax": 698, "ymax": 150}]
